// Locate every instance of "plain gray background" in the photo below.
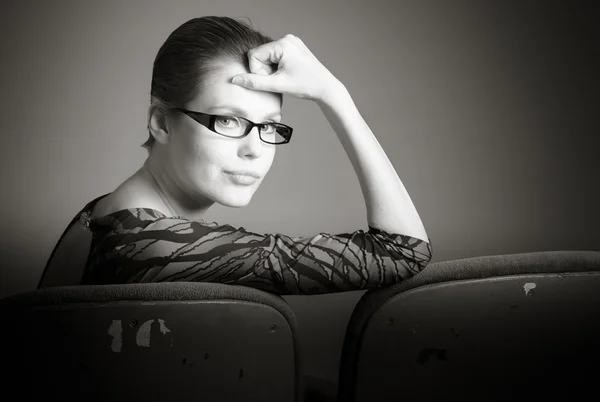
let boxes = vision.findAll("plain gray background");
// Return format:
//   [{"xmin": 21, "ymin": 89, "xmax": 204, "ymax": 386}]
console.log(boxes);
[{"xmin": 1, "ymin": 0, "xmax": 598, "ymax": 385}]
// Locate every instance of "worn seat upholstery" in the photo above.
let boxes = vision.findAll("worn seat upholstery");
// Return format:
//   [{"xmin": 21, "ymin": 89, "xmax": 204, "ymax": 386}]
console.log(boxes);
[
  {"xmin": 338, "ymin": 250, "xmax": 600, "ymax": 402},
  {"xmin": 1, "ymin": 282, "xmax": 304, "ymax": 402}
]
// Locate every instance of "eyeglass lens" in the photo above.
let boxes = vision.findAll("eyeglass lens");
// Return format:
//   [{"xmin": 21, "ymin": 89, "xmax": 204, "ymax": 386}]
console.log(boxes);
[{"xmin": 214, "ymin": 116, "xmax": 290, "ymax": 143}]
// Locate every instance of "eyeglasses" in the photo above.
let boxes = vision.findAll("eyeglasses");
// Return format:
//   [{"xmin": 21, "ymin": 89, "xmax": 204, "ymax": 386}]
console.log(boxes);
[{"xmin": 173, "ymin": 107, "xmax": 293, "ymax": 145}]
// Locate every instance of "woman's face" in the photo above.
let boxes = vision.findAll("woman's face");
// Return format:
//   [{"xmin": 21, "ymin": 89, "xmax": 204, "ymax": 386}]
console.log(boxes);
[{"xmin": 165, "ymin": 61, "xmax": 282, "ymax": 208}]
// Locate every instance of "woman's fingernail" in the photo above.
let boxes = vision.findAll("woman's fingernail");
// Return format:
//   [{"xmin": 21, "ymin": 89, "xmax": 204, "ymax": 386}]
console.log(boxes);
[{"xmin": 231, "ymin": 76, "xmax": 244, "ymax": 85}]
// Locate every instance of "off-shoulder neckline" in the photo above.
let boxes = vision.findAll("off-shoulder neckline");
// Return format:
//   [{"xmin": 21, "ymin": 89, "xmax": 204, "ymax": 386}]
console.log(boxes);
[
  {"xmin": 80, "ymin": 193, "xmax": 175, "ymax": 221},
  {"xmin": 91, "ymin": 207, "xmax": 177, "ymax": 220},
  {"xmin": 84, "ymin": 193, "xmax": 210, "ymax": 222},
  {"xmin": 84, "ymin": 205, "xmax": 210, "ymax": 227}
]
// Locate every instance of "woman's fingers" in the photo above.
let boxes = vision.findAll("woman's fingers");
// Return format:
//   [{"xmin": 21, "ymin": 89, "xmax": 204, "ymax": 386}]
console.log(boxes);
[
  {"xmin": 247, "ymin": 40, "xmax": 286, "ymax": 74},
  {"xmin": 231, "ymin": 33, "xmax": 340, "ymax": 101},
  {"xmin": 233, "ymin": 36, "xmax": 292, "ymax": 90}
]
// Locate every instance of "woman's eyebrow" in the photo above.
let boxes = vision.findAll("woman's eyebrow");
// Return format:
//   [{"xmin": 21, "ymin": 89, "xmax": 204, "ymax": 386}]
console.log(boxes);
[{"xmin": 208, "ymin": 105, "xmax": 282, "ymax": 120}]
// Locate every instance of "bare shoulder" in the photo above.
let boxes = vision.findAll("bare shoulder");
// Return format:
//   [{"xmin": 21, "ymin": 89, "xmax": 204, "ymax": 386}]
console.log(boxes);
[{"xmin": 90, "ymin": 170, "xmax": 164, "ymax": 219}]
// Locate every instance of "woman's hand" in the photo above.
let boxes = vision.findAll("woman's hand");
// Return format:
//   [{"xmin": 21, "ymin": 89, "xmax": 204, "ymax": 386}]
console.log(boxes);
[{"xmin": 231, "ymin": 34, "xmax": 343, "ymax": 104}]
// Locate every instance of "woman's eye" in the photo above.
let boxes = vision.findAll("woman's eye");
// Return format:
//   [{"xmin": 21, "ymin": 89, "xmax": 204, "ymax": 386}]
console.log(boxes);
[
  {"xmin": 216, "ymin": 116, "xmax": 239, "ymax": 127},
  {"xmin": 259, "ymin": 123, "xmax": 276, "ymax": 134}
]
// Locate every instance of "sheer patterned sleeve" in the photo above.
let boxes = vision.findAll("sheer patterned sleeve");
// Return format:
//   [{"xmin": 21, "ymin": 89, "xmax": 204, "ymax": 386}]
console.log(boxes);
[{"xmin": 85, "ymin": 210, "xmax": 432, "ymax": 295}]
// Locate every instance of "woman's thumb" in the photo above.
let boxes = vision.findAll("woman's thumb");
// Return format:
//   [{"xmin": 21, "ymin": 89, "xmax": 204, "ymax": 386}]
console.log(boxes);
[{"xmin": 231, "ymin": 74, "xmax": 284, "ymax": 92}]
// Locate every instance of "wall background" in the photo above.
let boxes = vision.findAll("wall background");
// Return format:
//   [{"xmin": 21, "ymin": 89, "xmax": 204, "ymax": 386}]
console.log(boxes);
[{"xmin": 1, "ymin": 0, "xmax": 598, "ymax": 385}]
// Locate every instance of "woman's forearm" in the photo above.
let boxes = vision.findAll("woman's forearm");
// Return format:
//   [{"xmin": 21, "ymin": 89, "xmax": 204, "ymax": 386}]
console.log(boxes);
[{"xmin": 316, "ymin": 81, "xmax": 430, "ymax": 243}]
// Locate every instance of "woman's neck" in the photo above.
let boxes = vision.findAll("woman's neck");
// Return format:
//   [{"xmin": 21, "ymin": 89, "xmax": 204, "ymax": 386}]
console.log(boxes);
[{"xmin": 142, "ymin": 157, "xmax": 214, "ymax": 221}]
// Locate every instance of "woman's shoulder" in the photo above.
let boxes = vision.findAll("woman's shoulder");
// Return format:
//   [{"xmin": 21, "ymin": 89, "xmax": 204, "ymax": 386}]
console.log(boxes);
[
  {"xmin": 89, "ymin": 190, "xmax": 171, "ymax": 226},
  {"xmin": 89, "ymin": 190, "xmax": 162, "ymax": 219},
  {"xmin": 86, "ymin": 189, "xmax": 219, "ymax": 235},
  {"xmin": 89, "ymin": 171, "xmax": 168, "ymax": 219}
]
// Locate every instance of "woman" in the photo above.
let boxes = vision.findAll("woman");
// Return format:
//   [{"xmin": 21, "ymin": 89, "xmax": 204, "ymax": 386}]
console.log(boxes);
[{"xmin": 76, "ymin": 16, "xmax": 432, "ymax": 295}]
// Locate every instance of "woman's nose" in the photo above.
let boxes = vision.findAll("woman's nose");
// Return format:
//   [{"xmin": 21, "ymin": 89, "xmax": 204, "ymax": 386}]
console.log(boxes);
[{"xmin": 238, "ymin": 126, "xmax": 264, "ymax": 158}]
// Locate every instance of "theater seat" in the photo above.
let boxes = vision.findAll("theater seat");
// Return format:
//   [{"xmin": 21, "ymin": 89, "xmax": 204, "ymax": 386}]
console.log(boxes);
[
  {"xmin": 338, "ymin": 250, "xmax": 600, "ymax": 402},
  {"xmin": 1, "ymin": 282, "xmax": 304, "ymax": 402}
]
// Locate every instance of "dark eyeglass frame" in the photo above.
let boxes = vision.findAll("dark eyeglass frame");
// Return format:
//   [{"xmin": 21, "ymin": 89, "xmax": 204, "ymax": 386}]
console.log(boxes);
[{"xmin": 173, "ymin": 107, "xmax": 293, "ymax": 145}]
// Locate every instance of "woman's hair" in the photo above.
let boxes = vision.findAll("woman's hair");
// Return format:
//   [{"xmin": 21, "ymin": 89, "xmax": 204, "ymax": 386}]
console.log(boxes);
[{"xmin": 143, "ymin": 16, "xmax": 274, "ymax": 151}]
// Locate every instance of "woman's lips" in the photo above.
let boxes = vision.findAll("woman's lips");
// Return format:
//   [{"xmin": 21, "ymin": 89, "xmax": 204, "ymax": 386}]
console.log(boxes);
[{"xmin": 223, "ymin": 171, "xmax": 259, "ymax": 185}]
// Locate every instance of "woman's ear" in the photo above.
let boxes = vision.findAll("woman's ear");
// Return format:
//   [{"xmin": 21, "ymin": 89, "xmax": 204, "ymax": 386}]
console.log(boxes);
[{"xmin": 147, "ymin": 105, "xmax": 171, "ymax": 145}]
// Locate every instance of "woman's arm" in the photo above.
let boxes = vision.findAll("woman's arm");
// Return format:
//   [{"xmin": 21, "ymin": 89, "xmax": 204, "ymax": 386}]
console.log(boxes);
[
  {"xmin": 232, "ymin": 34, "xmax": 429, "ymax": 243},
  {"xmin": 317, "ymin": 83, "xmax": 429, "ymax": 242},
  {"xmin": 84, "ymin": 210, "xmax": 431, "ymax": 295}
]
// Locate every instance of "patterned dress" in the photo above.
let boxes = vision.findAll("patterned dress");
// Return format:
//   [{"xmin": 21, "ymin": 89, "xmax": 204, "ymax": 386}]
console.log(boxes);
[{"xmin": 80, "ymin": 196, "xmax": 433, "ymax": 295}]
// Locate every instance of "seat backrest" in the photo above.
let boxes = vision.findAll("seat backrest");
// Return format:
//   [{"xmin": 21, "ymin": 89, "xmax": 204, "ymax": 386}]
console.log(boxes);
[
  {"xmin": 338, "ymin": 250, "xmax": 600, "ymax": 402},
  {"xmin": 1, "ymin": 282, "xmax": 305, "ymax": 402}
]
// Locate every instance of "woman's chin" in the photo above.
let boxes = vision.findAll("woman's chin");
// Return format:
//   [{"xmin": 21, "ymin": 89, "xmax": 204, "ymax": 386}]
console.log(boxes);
[{"xmin": 214, "ymin": 192, "xmax": 254, "ymax": 208}]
